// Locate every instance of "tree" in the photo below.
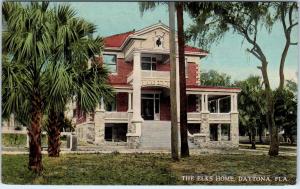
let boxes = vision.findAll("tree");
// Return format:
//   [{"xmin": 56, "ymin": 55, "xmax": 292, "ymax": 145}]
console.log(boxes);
[
  {"xmin": 186, "ymin": 2, "xmax": 298, "ymax": 156},
  {"xmin": 46, "ymin": 4, "xmax": 113, "ymax": 157},
  {"xmin": 274, "ymin": 86, "xmax": 297, "ymax": 144},
  {"xmin": 176, "ymin": 2, "xmax": 189, "ymax": 157},
  {"xmin": 201, "ymin": 70, "xmax": 232, "ymax": 87},
  {"xmin": 2, "ymin": 2, "xmax": 56, "ymax": 173},
  {"xmin": 235, "ymin": 76, "xmax": 265, "ymax": 149},
  {"xmin": 2, "ymin": 2, "xmax": 113, "ymax": 172},
  {"xmin": 139, "ymin": 1, "xmax": 189, "ymax": 158},
  {"xmin": 168, "ymin": 2, "xmax": 179, "ymax": 160}
]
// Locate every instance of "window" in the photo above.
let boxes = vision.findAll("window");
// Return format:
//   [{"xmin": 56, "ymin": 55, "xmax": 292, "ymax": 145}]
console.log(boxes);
[
  {"xmin": 103, "ymin": 54, "xmax": 117, "ymax": 73},
  {"xmin": 221, "ymin": 124, "xmax": 231, "ymax": 141},
  {"xmin": 210, "ymin": 124, "xmax": 218, "ymax": 141},
  {"xmin": 141, "ymin": 56, "xmax": 157, "ymax": 71},
  {"xmin": 188, "ymin": 124, "xmax": 201, "ymax": 134},
  {"xmin": 155, "ymin": 94, "xmax": 160, "ymax": 114},
  {"xmin": 106, "ymin": 94, "xmax": 117, "ymax": 111}
]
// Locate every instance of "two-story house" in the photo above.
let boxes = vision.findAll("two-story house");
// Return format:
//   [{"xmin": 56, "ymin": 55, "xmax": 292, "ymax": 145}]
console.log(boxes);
[{"xmin": 74, "ymin": 22, "xmax": 240, "ymax": 150}]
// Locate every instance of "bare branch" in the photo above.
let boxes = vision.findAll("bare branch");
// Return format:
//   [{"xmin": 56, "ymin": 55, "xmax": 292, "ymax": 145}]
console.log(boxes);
[
  {"xmin": 290, "ymin": 42, "xmax": 298, "ymax": 45},
  {"xmin": 288, "ymin": 3, "xmax": 293, "ymax": 26},
  {"xmin": 280, "ymin": 4, "xmax": 288, "ymax": 37},
  {"xmin": 287, "ymin": 22, "xmax": 298, "ymax": 31}
]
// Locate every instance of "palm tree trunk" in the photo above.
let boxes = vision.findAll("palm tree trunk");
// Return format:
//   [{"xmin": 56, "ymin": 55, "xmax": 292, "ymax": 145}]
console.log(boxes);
[
  {"xmin": 28, "ymin": 95, "xmax": 43, "ymax": 173},
  {"xmin": 169, "ymin": 1, "xmax": 179, "ymax": 161},
  {"xmin": 176, "ymin": 2, "xmax": 189, "ymax": 158},
  {"xmin": 47, "ymin": 109, "xmax": 62, "ymax": 157}
]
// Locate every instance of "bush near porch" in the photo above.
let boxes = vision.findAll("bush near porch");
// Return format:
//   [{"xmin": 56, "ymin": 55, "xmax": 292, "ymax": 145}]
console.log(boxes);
[
  {"xmin": 2, "ymin": 133, "xmax": 67, "ymax": 148},
  {"xmin": 2, "ymin": 153, "xmax": 296, "ymax": 185}
]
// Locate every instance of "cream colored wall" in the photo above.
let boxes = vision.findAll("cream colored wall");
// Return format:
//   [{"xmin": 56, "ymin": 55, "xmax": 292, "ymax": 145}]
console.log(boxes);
[{"xmin": 138, "ymin": 28, "xmax": 171, "ymax": 50}]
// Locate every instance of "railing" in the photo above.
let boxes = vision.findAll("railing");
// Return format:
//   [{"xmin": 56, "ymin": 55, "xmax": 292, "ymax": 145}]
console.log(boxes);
[
  {"xmin": 209, "ymin": 113, "xmax": 231, "ymax": 122},
  {"xmin": 105, "ymin": 112, "xmax": 128, "ymax": 123},
  {"xmin": 141, "ymin": 70, "xmax": 170, "ymax": 87},
  {"xmin": 141, "ymin": 70, "xmax": 170, "ymax": 78},
  {"xmin": 127, "ymin": 71, "xmax": 170, "ymax": 86},
  {"xmin": 187, "ymin": 112, "xmax": 201, "ymax": 122}
]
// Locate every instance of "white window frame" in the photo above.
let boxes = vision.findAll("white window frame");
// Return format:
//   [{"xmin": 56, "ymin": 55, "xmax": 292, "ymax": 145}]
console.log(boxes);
[
  {"xmin": 103, "ymin": 54, "xmax": 117, "ymax": 73},
  {"xmin": 141, "ymin": 55, "xmax": 157, "ymax": 71}
]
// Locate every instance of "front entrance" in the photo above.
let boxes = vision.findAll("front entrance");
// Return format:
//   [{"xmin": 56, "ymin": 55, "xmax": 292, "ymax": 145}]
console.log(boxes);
[{"xmin": 141, "ymin": 93, "xmax": 160, "ymax": 120}]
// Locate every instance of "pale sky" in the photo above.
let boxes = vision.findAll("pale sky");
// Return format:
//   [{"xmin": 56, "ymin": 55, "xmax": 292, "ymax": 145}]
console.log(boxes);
[{"xmin": 65, "ymin": 2, "xmax": 298, "ymax": 89}]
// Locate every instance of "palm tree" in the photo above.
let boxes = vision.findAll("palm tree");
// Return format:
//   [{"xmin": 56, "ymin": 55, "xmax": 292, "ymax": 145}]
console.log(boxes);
[
  {"xmin": 2, "ymin": 2, "xmax": 113, "ymax": 172},
  {"xmin": 235, "ymin": 76, "xmax": 265, "ymax": 149},
  {"xmin": 2, "ymin": 2, "xmax": 55, "ymax": 172},
  {"xmin": 139, "ymin": 1, "xmax": 189, "ymax": 158},
  {"xmin": 45, "ymin": 4, "xmax": 113, "ymax": 157}
]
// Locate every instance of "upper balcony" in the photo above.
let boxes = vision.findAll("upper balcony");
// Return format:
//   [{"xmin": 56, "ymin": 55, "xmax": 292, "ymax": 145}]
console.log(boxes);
[{"xmin": 127, "ymin": 70, "xmax": 170, "ymax": 88}]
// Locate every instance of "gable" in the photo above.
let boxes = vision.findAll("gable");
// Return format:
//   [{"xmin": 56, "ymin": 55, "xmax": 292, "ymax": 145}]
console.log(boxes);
[{"xmin": 103, "ymin": 22, "xmax": 208, "ymax": 56}]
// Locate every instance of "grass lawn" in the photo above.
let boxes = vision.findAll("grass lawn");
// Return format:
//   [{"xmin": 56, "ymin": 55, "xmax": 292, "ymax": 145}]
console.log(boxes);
[{"xmin": 2, "ymin": 153, "xmax": 296, "ymax": 185}]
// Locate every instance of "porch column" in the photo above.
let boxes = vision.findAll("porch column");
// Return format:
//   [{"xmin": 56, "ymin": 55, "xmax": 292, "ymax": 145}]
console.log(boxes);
[
  {"xmin": 128, "ymin": 92, "xmax": 132, "ymax": 112},
  {"xmin": 94, "ymin": 99, "xmax": 105, "ymax": 145},
  {"xmin": 196, "ymin": 93, "xmax": 210, "ymax": 147},
  {"xmin": 132, "ymin": 51, "xmax": 142, "ymax": 122},
  {"xmin": 218, "ymin": 124, "xmax": 222, "ymax": 141},
  {"xmin": 127, "ymin": 92, "xmax": 134, "ymax": 133},
  {"xmin": 230, "ymin": 93, "xmax": 239, "ymax": 148},
  {"xmin": 127, "ymin": 52, "xmax": 142, "ymax": 149},
  {"xmin": 201, "ymin": 93, "xmax": 209, "ymax": 113},
  {"xmin": 217, "ymin": 99, "xmax": 220, "ymax": 113},
  {"xmin": 231, "ymin": 94, "xmax": 238, "ymax": 113},
  {"xmin": 100, "ymin": 97, "xmax": 105, "ymax": 111}
]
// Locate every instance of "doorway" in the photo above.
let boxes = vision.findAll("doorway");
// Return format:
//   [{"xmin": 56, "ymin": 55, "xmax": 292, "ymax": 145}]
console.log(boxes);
[{"xmin": 141, "ymin": 93, "xmax": 160, "ymax": 120}]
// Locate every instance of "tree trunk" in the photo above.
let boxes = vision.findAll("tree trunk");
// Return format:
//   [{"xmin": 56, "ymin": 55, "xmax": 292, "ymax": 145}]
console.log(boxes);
[
  {"xmin": 248, "ymin": 129, "xmax": 252, "ymax": 145},
  {"xmin": 47, "ymin": 109, "xmax": 62, "ymax": 157},
  {"xmin": 267, "ymin": 95, "xmax": 278, "ymax": 156},
  {"xmin": 28, "ymin": 95, "xmax": 43, "ymax": 173},
  {"xmin": 260, "ymin": 62, "xmax": 279, "ymax": 156},
  {"xmin": 251, "ymin": 127, "xmax": 256, "ymax": 149},
  {"xmin": 176, "ymin": 2, "xmax": 189, "ymax": 158},
  {"xmin": 258, "ymin": 125, "xmax": 263, "ymax": 144},
  {"xmin": 168, "ymin": 1, "xmax": 179, "ymax": 161}
]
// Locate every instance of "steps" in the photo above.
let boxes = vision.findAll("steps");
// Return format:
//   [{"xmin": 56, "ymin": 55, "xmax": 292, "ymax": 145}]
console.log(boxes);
[{"xmin": 139, "ymin": 121, "xmax": 198, "ymax": 150}]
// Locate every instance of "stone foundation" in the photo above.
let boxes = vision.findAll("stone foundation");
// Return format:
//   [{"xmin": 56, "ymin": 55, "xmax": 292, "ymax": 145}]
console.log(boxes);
[
  {"xmin": 75, "ymin": 122, "xmax": 95, "ymax": 143},
  {"xmin": 126, "ymin": 133, "xmax": 140, "ymax": 149},
  {"xmin": 193, "ymin": 133, "xmax": 239, "ymax": 149}
]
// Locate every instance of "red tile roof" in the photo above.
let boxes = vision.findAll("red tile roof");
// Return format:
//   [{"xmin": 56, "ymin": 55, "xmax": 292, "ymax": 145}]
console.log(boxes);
[
  {"xmin": 103, "ymin": 31, "xmax": 208, "ymax": 54},
  {"xmin": 184, "ymin": 45, "xmax": 208, "ymax": 54},
  {"xmin": 103, "ymin": 31, "xmax": 134, "ymax": 48}
]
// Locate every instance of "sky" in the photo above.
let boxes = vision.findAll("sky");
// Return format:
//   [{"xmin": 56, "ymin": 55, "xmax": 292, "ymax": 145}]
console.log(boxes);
[{"xmin": 66, "ymin": 2, "xmax": 298, "ymax": 89}]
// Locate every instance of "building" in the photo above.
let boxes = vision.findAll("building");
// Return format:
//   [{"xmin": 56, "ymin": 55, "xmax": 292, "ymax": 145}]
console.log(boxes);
[{"xmin": 74, "ymin": 22, "xmax": 241, "ymax": 149}]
